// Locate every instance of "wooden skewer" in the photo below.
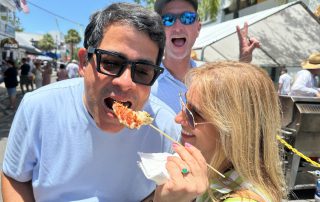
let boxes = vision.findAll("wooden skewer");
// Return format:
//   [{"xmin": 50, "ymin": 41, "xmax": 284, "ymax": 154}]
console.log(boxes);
[{"xmin": 149, "ymin": 124, "xmax": 225, "ymax": 178}]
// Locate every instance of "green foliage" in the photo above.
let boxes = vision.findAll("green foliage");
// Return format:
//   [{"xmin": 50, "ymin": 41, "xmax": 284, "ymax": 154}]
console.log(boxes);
[
  {"xmin": 14, "ymin": 18, "xmax": 24, "ymax": 32},
  {"xmin": 1, "ymin": 15, "xmax": 24, "ymax": 32},
  {"xmin": 133, "ymin": 0, "xmax": 220, "ymax": 21},
  {"xmin": 37, "ymin": 34, "xmax": 55, "ymax": 51},
  {"xmin": 72, "ymin": 47, "xmax": 80, "ymax": 61},
  {"xmin": 65, "ymin": 29, "xmax": 81, "ymax": 45},
  {"xmin": 137, "ymin": 0, "xmax": 157, "ymax": 10},
  {"xmin": 65, "ymin": 29, "xmax": 81, "ymax": 60},
  {"xmin": 198, "ymin": 0, "xmax": 220, "ymax": 21}
]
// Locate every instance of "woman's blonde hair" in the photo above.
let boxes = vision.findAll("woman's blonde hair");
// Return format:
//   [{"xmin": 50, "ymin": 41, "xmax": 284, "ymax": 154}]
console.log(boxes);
[{"xmin": 185, "ymin": 61, "xmax": 286, "ymax": 201}]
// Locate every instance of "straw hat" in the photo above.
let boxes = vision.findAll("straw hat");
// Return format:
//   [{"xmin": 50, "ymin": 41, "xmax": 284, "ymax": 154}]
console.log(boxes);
[{"xmin": 301, "ymin": 52, "xmax": 320, "ymax": 69}]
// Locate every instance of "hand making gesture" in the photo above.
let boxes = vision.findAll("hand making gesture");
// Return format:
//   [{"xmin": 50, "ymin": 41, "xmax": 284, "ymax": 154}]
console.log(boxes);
[{"xmin": 237, "ymin": 22, "xmax": 260, "ymax": 63}]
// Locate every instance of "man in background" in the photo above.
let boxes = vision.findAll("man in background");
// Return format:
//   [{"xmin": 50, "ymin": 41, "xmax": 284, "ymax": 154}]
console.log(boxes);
[
  {"xmin": 19, "ymin": 58, "xmax": 33, "ymax": 94},
  {"xmin": 290, "ymin": 52, "xmax": 320, "ymax": 97},
  {"xmin": 66, "ymin": 59, "xmax": 79, "ymax": 78},
  {"xmin": 278, "ymin": 67, "xmax": 292, "ymax": 95},
  {"xmin": 151, "ymin": 0, "xmax": 260, "ymax": 113}
]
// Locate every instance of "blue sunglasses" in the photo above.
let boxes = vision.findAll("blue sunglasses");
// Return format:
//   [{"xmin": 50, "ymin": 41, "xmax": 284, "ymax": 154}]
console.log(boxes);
[{"xmin": 161, "ymin": 11, "xmax": 198, "ymax": 27}]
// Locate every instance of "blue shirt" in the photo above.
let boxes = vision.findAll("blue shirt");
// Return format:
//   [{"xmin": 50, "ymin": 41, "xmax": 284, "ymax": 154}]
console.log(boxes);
[
  {"xmin": 151, "ymin": 59, "xmax": 203, "ymax": 114},
  {"xmin": 3, "ymin": 78, "xmax": 180, "ymax": 202}
]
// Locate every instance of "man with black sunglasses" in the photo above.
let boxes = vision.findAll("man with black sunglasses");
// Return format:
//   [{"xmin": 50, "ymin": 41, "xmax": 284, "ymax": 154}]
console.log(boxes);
[
  {"xmin": 1, "ymin": 3, "xmax": 180, "ymax": 201},
  {"xmin": 151, "ymin": 0, "xmax": 261, "ymax": 113}
]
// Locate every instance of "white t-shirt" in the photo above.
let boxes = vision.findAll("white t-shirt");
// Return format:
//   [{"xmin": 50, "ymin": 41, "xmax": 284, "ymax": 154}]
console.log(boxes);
[
  {"xmin": 290, "ymin": 69, "xmax": 320, "ymax": 97},
  {"xmin": 3, "ymin": 78, "xmax": 180, "ymax": 202},
  {"xmin": 66, "ymin": 62, "xmax": 79, "ymax": 78},
  {"xmin": 278, "ymin": 73, "xmax": 292, "ymax": 95}
]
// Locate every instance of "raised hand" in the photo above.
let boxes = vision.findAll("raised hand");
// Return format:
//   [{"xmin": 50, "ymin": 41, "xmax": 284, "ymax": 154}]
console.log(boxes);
[{"xmin": 237, "ymin": 22, "xmax": 260, "ymax": 63}]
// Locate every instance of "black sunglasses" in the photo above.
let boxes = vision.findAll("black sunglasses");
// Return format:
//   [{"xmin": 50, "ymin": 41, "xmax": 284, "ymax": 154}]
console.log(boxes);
[
  {"xmin": 87, "ymin": 47, "xmax": 164, "ymax": 86},
  {"xmin": 162, "ymin": 11, "xmax": 198, "ymax": 27},
  {"xmin": 179, "ymin": 92, "xmax": 213, "ymax": 129}
]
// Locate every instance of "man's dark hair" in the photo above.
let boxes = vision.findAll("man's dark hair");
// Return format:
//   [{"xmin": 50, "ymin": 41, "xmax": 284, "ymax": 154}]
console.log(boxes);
[
  {"xmin": 60, "ymin": 64, "xmax": 66, "ymax": 69},
  {"xmin": 84, "ymin": 3, "xmax": 165, "ymax": 65},
  {"xmin": 6, "ymin": 60, "xmax": 15, "ymax": 67},
  {"xmin": 154, "ymin": 0, "xmax": 198, "ymax": 15}
]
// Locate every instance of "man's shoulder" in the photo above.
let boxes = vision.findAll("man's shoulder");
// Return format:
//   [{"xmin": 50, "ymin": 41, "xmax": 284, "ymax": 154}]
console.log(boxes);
[
  {"xmin": 21, "ymin": 63, "xmax": 30, "ymax": 69},
  {"xmin": 191, "ymin": 59, "xmax": 205, "ymax": 67},
  {"xmin": 23, "ymin": 78, "xmax": 83, "ymax": 105},
  {"xmin": 284, "ymin": 74, "xmax": 292, "ymax": 79},
  {"xmin": 296, "ymin": 70, "xmax": 311, "ymax": 77}
]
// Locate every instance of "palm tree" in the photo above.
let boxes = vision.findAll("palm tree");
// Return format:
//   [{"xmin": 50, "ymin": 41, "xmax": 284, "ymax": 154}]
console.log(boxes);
[
  {"xmin": 65, "ymin": 29, "xmax": 81, "ymax": 60},
  {"xmin": 37, "ymin": 33, "xmax": 55, "ymax": 52}
]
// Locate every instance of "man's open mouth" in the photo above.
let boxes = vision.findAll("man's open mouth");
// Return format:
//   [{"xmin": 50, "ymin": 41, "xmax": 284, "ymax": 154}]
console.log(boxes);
[
  {"xmin": 172, "ymin": 37, "xmax": 186, "ymax": 47},
  {"xmin": 104, "ymin": 97, "xmax": 132, "ymax": 111}
]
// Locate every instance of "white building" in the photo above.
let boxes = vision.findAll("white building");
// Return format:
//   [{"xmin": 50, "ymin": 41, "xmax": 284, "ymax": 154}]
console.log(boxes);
[{"xmin": 0, "ymin": 0, "xmax": 18, "ymax": 63}]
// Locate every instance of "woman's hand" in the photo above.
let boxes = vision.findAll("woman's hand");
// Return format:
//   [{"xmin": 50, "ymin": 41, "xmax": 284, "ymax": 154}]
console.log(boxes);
[{"xmin": 153, "ymin": 143, "xmax": 209, "ymax": 202}]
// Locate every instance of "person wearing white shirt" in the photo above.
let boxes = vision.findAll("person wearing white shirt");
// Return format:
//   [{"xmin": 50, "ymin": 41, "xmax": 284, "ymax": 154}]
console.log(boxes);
[
  {"xmin": 290, "ymin": 52, "xmax": 320, "ymax": 97},
  {"xmin": 278, "ymin": 68, "xmax": 292, "ymax": 95},
  {"xmin": 66, "ymin": 59, "xmax": 79, "ymax": 78}
]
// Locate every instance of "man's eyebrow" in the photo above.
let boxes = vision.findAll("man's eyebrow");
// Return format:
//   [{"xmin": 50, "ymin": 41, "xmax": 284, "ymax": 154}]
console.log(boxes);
[
  {"xmin": 100, "ymin": 50, "xmax": 155, "ymax": 64},
  {"xmin": 135, "ymin": 59, "xmax": 155, "ymax": 64}
]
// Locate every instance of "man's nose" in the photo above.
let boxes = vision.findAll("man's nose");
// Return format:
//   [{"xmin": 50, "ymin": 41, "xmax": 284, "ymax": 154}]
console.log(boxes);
[
  {"xmin": 112, "ymin": 65, "xmax": 135, "ymax": 90},
  {"xmin": 173, "ymin": 18, "xmax": 184, "ymax": 29}
]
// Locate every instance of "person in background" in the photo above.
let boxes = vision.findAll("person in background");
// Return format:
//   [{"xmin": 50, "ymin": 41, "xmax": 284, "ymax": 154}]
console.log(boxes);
[
  {"xmin": 278, "ymin": 67, "xmax": 292, "ymax": 95},
  {"xmin": 290, "ymin": 52, "xmax": 320, "ymax": 97},
  {"xmin": 26, "ymin": 57, "xmax": 35, "ymax": 90},
  {"xmin": 151, "ymin": 0, "xmax": 260, "ymax": 113},
  {"xmin": 0, "ymin": 61, "xmax": 5, "ymax": 84},
  {"xmin": 3, "ymin": 60, "xmax": 18, "ymax": 110},
  {"xmin": 42, "ymin": 61, "xmax": 52, "ymax": 86},
  {"xmin": 56, "ymin": 63, "xmax": 69, "ymax": 81},
  {"xmin": 19, "ymin": 58, "xmax": 32, "ymax": 94},
  {"xmin": 32, "ymin": 60, "xmax": 43, "ymax": 89},
  {"xmin": 1, "ymin": 3, "xmax": 179, "ymax": 201},
  {"xmin": 153, "ymin": 61, "xmax": 286, "ymax": 202},
  {"xmin": 66, "ymin": 59, "xmax": 79, "ymax": 78},
  {"xmin": 27, "ymin": 57, "xmax": 35, "ymax": 73}
]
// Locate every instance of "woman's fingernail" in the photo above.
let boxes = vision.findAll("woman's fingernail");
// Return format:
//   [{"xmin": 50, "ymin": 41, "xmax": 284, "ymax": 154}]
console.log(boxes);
[
  {"xmin": 172, "ymin": 143, "xmax": 179, "ymax": 148},
  {"xmin": 185, "ymin": 142, "xmax": 192, "ymax": 148}
]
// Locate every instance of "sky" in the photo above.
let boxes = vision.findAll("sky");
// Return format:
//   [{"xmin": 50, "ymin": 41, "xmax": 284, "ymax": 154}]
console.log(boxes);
[{"xmin": 16, "ymin": 0, "xmax": 135, "ymax": 37}]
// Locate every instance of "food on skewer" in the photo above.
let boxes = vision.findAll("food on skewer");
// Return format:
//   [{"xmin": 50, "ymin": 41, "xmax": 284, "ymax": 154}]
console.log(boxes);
[
  {"xmin": 112, "ymin": 102, "xmax": 225, "ymax": 177},
  {"xmin": 112, "ymin": 102, "xmax": 154, "ymax": 129}
]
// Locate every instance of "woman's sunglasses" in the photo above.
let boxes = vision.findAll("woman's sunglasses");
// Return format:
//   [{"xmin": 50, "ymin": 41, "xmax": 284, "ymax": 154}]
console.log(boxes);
[
  {"xmin": 87, "ymin": 47, "xmax": 164, "ymax": 86},
  {"xmin": 179, "ymin": 92, "xmax": 213, "ymax": 129},
  {"xmin": 161, "ymin": 12, "xmax": 198, "ymax": 27}
]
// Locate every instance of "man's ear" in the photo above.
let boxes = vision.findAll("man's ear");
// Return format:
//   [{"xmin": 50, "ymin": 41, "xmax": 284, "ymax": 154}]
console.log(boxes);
[
  {"xmin": 78, "ymin": 48, "xmax": 87, "ymax": 77},
  {"xmin": 196, "ymin": 21, "xmax": 202, "ymax": 37}
]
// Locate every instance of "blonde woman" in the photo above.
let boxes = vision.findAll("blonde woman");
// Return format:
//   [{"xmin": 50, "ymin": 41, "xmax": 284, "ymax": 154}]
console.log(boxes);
[{"xmin": 154, "ymin": 61, "xmax": 286, "ymax": 202}]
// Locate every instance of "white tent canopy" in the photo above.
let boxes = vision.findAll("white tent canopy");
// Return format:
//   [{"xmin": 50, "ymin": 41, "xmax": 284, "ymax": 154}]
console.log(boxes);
[
  {"xmin": 36, "ymin": 55, "xmax": 53, "ymax": 61},
  {"xmin": 193, "ymin": 1, "xmax": 320, "ymax": 68}
]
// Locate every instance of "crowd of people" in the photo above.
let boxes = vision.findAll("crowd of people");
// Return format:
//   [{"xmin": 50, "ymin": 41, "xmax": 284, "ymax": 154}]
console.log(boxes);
[
  {"xmin": 0, "ymin": 57, "xmax": 80, "ymax": 110},
  {"xmin": 1, "ymin": 0, "xmax": 319, "ymax": 201}
]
